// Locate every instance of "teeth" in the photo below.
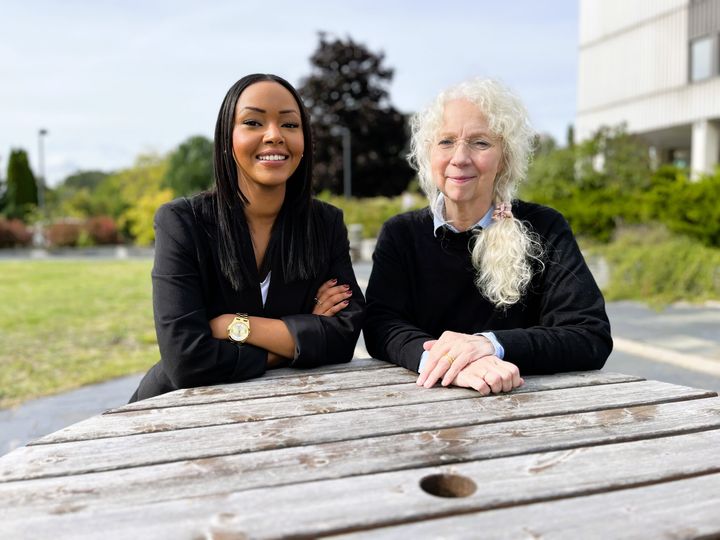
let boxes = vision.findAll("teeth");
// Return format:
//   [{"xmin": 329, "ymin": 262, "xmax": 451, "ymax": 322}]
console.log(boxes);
[{"xmin": 257, "ymin": 155, "xmax": 288, "ymax": 161}]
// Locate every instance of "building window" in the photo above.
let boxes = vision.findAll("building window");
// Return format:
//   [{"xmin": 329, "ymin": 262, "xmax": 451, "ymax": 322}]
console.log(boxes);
[{"xmin": 690, "ymin": 35, "xmax": 716, "ymax": 81}]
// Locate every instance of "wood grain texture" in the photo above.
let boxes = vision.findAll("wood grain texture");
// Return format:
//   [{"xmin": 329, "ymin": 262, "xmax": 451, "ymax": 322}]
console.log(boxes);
[
  {"xmin": 2, "ymin": 429, "xmax": 720, "ymax": 538},
  {"xmin": 107, "ymin": 369, "xmax": 643, "ymax": 413},
  {"xmin": 2, "ymin": 365, "xmax": 718, "ymax": 540},
  {"xmin": 0, "ymin": 381, "xmax": 711, "ymax": 482},
  {"xmin": 326, "ymin": 472, "xmax": 720, "ymax": 540},
  {"xmin": 34, "ymin": 372, "xmax": 646, "ymax": 444},
  {"xmin": 107, "ymin": 359, "xmax": 400, "ymax": 413},
  {"xmin": 0, "ymin": 383, "xmax": 720, "ymax": 485}
]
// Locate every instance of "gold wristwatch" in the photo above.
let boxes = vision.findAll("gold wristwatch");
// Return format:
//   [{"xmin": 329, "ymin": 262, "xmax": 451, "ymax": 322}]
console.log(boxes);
[{"xmin": 227, "ymin": 313, "xmax": 250, "ymax": 343}]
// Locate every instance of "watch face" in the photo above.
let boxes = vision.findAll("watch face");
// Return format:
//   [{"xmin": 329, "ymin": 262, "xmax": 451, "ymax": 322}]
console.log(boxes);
[{"xmin": 229, "ymin": 321, "xmax": 249, "ymax": 342}]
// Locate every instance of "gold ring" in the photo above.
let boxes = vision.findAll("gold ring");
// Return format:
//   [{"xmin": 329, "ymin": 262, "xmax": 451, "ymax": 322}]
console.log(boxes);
[{"xmin": 444, "ymin": 354, "xmax": 454, "ymax": 366}]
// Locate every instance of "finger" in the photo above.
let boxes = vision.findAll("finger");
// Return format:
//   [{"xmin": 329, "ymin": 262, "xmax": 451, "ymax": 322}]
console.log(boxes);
[
  {"xmin": 454, "ymin": 370, "xmax": 490, "ymax": 395},
  {"xmin": 321, "ymin": 288, "xmax": 352, "ymax": 308},
  {"xmin": 473, "ymin": 378, "xmax": 491, "ymax": 395},
  {"xmin": 423, "ymin": 354, "xmax": 453, "ymax": 388},
  {"xmin": 317, "ymin": 284, "xmax": 347, "ymax": 303},
  {"xmin": 315, "ymin": 278, "xmax": 338, "ymax": 297},
  {"xmin": 321, "ymin": 299, "xmax": 349, "ymax": 317},
  {"xmin": 416, "ymin": 344, "xmax": 450, "ymax": 386},
  {"xmin": 503, "ymin": 361, "xmax": 522, "ymax": 389},
  {"xmin": 491, "ymin": 359, "xmax": 522, "ymax": 390},
  {"xmin": 482, "ymin": 367, "xmax": 510, "ymax": 394},
  {"xmin": 489, "ymin": 361, "xmax": 514, "ymax": 393},
  {"xmin": 423, "ymin": 340, "xmax": 438, "ymax": 351},
  {"xmin": 441, "ymin": 349, "xmax": 475, "ymax": 386},
  {"xmin": 313, "ymin": 285, "xmax": 348, "ymax": 315}
]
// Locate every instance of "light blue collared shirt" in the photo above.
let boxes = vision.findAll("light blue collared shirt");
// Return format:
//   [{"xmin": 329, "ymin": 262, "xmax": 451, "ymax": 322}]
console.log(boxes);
[{"xmin": 418, "ymin": 195, "xmax": 505, "ymax": 373}]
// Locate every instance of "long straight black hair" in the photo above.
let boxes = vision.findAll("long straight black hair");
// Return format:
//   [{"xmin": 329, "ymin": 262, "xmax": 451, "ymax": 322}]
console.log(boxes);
[{"xmin": 211, "ymin": 73, "xmax": 327, "ymax": 291}]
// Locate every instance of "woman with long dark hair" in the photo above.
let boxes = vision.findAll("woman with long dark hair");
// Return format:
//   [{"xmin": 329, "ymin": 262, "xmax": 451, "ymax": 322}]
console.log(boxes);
[{"xmin": 130, "ymin": 74, "xmax": 364, "ymax": 402}]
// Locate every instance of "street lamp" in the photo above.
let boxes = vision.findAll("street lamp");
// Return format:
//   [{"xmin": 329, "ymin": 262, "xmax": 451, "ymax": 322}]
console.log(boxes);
[
  {"xmin": 331, "ymin": 125, "xmax": 352, "ymax": 199},
  {"xmin": 37, "ymin": 128, "xmax": 48, "ymax": 210}
]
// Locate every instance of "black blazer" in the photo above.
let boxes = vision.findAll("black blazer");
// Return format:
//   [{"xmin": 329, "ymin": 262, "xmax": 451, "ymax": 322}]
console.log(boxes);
[{"xmin": 130, "ymin": 194, "xmax": 365, "ymax": 402}]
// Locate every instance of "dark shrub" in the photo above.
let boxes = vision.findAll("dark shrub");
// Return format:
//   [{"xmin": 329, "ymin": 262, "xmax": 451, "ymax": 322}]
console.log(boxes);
[
  {"xmin": 46, "ymin": 221, "xmax": 82, "ymax": 247},
  {"xmin": 85, "ymin": 216, "xmax": 121, "ymax": 245},
  {"xmin": 0, "ymin": 218, "xmax": 33, "ymax": 248}
]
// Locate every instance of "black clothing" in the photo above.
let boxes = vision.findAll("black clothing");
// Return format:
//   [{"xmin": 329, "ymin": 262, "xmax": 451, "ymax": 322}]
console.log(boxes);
[
  {"xmin": 363, "ymin": 201, "xmax": 612, "ymax": 374},
  {"xmin": 130, "ymin": 194, "xmax": 364, "ymax": 402}
]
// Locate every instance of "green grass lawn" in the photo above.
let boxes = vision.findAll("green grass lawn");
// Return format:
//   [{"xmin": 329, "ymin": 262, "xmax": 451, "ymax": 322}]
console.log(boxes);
[{"xmin": 0, "ymin": 259, "xmax": 158, "ymax": 409}]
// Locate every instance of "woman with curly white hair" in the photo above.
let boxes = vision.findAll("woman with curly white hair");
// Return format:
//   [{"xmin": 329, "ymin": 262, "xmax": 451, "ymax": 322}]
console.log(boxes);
[{"xmin": 364, "ymin": 78, "xmax": 612, "ymax": 394}]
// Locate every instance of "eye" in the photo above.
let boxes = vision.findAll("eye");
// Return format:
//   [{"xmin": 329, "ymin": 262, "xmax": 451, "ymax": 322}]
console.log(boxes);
[
  {"xmin": 282, "ymin": 122, "xmax": 300, "ymax": 129},
  {"xmin": 242, "ymin": 119, "xmax": 261, "ymax": 127},
  {"xmin": 470, "ymin": 139, "xmax": 491, "ymax": 149},
  {"xmin": 437, "ymin": 138, "xmax": 455, "ymax": 148}
]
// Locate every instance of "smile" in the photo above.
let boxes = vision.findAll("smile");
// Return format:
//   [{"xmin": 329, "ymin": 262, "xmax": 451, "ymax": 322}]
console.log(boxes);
[
  {"xmin": 447, "ymin": 176, "xmax": 475, "ymax": 182},
  {"xmin": 257, "ymin": 154, "xmax": 288, "ymax": 161}
]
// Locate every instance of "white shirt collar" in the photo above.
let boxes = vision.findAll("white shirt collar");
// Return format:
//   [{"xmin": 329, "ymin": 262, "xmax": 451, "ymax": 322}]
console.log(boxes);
[{"xmin": 431, "ymin": 193, "xmax": 494, "ymax": 237}]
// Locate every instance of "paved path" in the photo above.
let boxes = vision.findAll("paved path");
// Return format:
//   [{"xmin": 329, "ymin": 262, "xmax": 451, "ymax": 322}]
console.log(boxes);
[{"xmin": 2, "ymin": 262, "xmax": 719, "ymax": 456}]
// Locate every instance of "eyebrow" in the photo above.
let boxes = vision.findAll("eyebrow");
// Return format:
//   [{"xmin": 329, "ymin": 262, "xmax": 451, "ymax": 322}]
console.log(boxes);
[
  {"xmin": 239, "ymin": 106, "xmax": 300, "ymax": 115},
  {"xmin": 437, "ymin": 130, "xmax": 495, "ymax": 139}
]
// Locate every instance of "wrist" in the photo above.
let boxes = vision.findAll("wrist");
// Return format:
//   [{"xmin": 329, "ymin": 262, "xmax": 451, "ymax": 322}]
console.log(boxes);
[{"xmin": 227, "ymin": 313, "xmax": 251, "ymax": 343}]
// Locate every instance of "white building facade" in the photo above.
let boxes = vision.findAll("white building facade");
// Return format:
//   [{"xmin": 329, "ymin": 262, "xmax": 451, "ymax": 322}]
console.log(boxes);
[{"xmin": 577, "ymin": 0, "xmax": 720, "ymax": 175}]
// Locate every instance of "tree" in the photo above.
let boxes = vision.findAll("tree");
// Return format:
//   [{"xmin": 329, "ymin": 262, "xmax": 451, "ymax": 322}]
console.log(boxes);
[
  {"xmin": 522, "ymin": 124, "xmax": 653, "ymax": 242},
  {"xmin": 63, "ymin": 170, "xmax": 109, "ymax": 191},
  {"xmin": 46, "ymin": 170, "xmax": 110, "ymax": 219},
  {"xmin": 164, "ymin": 135, "xmax": 214, "ymax": 196},
  {"xmin": 116, "ymin": 153, "xmax": 169, "ymax": 240},
  {"xmin": 299, "ymin": 34, "xmax": 414, "ymax": 197},
  {"xmin": 4, "ymin": 149, "xmax": 38, "ymax": 220}
]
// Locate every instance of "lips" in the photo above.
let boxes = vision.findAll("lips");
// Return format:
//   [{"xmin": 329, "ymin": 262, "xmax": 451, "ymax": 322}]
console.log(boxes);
[{"xmin": 447, "ymin": 175, "xmax": 475, "ymax": 183}]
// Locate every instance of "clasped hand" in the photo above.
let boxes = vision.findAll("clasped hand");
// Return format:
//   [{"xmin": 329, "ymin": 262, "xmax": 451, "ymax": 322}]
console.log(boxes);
[
  {"xmin": 311, "ymin": 279, "xmax": 352, "ymax": 316},
  {"xmin": 417, "ymin": 331, "xmax": 523, "ymax": 395}
]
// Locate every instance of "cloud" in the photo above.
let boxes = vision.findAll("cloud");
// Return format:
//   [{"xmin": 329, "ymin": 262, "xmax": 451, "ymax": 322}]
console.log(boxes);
[{"xmin": 1, "ymin": 0, "xmax": 578, "ymax": 186}]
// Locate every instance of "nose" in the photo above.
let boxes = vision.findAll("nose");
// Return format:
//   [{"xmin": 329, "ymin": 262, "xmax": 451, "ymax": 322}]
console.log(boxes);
[
  {"xmin": 449, "ymin": 141, "xmax": 471, "ymax": 165},
  {"xmin": 263, "ymin": 122, "xmax": 284, "ymax": 144}
]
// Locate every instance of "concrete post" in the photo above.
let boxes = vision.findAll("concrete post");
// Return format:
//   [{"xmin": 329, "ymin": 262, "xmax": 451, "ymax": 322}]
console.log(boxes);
[
  {"xmin": 348, "ymin": 223, "xmax": 363, "ymax": 262},
  {"xmin": 691, "ymin": 119, "xmax": 720, "ymax": 179}
]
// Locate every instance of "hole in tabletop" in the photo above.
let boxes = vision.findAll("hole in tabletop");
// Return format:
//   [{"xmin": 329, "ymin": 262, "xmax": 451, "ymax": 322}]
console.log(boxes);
[{"xmin": 419, "ymin": 473, "xmax": 477, "ymax": 498}]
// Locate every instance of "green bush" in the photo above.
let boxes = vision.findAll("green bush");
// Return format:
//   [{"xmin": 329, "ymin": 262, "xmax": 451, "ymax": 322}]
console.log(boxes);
[
  {"xmin": 643, "ymin": 166, "xmax": 720, "ymax": 247},
  {"xmin": 317, "ymin": 192, "xmax": 426, "ymax": 238},
  {"xmin": 589, "ymin": 225, "xmax": 720, "ymax": 304},
  {"xmin": 523, "ymin": 125, "xmax": 720, "ymax": 248}
]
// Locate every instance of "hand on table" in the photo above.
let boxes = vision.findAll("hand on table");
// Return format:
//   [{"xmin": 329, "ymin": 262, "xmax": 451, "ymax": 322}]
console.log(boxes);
[
  {"xmin": 416, "ymin": 330, "xmax": 523, "ymax": 394},
  {"xmin": 417, "ymin": 331, "xmax": 496, "ymax": 388},
  {"xmin": 449, "ymin": 356, "xmax": 523, "ymax": 395},
  {"xmin": 312, "ymin": 278, "xmax": 352, "ymax": 317}
]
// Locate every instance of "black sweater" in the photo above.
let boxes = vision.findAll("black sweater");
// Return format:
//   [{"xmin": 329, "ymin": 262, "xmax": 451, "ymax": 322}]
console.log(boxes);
[
  {"xmin": 130, "ymin": 194, "xmax": 365, "ymax": 402},
  {"xmin": 363, "ymin": 201, "xmax": 612, "ymax": 374}
]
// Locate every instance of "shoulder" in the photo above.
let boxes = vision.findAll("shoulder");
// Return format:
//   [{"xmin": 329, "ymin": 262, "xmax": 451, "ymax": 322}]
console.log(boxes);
[
  {"xmin": 372, "ymin": 208, "xmax": 433, "ymax": 255},
  {"xmin": 382, "ymin": 207, "xmax": 433, "ymax": 236},
  {"xmin": 155, "ymin": 192, "xmax": 216, "ymax": 233}
]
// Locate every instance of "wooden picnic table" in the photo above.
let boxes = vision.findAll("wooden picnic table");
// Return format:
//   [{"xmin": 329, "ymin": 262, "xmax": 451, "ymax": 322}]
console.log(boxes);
[{"xmin": 1, "ymin": 357, "xmax": 719, "ymax": 539}]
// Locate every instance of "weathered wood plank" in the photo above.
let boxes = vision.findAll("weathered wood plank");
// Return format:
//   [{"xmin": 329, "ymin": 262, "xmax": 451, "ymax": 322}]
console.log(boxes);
[
  {"xmin": 261, "ymin": 355, "xmax": 388, "ymax": 377},
  {"xmin": 0, "ymin": 385, "xmax": 717, "ymax": 483},
  {"xmin": 2, "ymin": 429, "xmax": 720, "ymax": 537},
  {"xmin": 326, "ymin": 472, "xmax": 720, "ymax": 540},
  {"xmin": 107, "ymin": 362, "xmax": 403, "ymax": 413},
  {"xmin": 35, "ymin": 374, "xmax": 647, "ymax": 445},
  {"xmin": 108, "ymin": 369, "xmax": 643, "ymax": 413}
]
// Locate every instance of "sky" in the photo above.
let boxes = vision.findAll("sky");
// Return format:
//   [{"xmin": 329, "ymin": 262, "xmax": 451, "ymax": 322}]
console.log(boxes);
[{"xmin": 1, "ymin": 0, "xmax": 579, "ymax": 187}]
